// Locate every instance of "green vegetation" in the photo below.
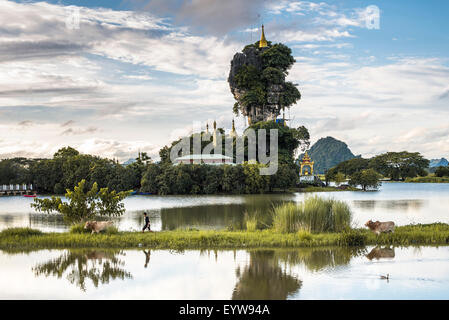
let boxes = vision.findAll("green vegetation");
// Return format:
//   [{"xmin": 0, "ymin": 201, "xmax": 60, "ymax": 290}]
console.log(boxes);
[
  {"xmin": 334, "ymin": 172, "xmax": 346, "ymax": 186},
  {"xmin": 0, "ymin": 147, "xmax": 148, "ymax": 194},
  {"xmin": 405, "ymin": 176, "xmax": 449, "ymax": 183},
  {"xmin": 246, "ymin": 121, "xmax": 310, "ymax": 164},
  {"xmin": 300, "ymin": 136, "xmax": 358, "ymax": 174},
  {"xmin": 349, "ymin": 168, "xmax": 382, "ymax": 191},
  {"xmin": 326, "ymin": 151, "xmax": 430, "ymax": 187},
  {"xmin": 0, "ymin": 227, "xmax": 43, "ymax": 237},
  {"xmin": 1, "ymin": 223, "xmax": 449, "ymax": 250},
  {"xmin": 230, "ymin": 42, "xmax": 300, "ymax": 119},
  {"xmin": 435, "ymin": 166, "xmax": 449, "ymax": 178},
  {"xmin": 31, "ymin": 179, "xmax": 130, "ymax": 224},
  {"xmin": 272, "ymin": 197, "xmax": 352, "ymax": 234}
]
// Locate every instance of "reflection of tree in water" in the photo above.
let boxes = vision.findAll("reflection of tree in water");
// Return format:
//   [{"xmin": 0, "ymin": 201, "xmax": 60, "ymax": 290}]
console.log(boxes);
[
  {"xmin": 33, "ymin": 250, "xmax": 132, "ymax": 291},
  {"xmin": 353, "ymin": 199, "xmax": 425, "ymax": 211},
  {"xmin": 232, "ymin": 248, "xmax": 364, "ymax": 300},
  {"xmin": 161, "ymin": 198, "xmax": 292, "ymax": 231},
  {"xmin": 161, "ymin": 204, "xmax": 252, "ymax": 230},
  {"xmin": 232, "ymin": 251, "xmax": 302, "ymax": 300}
]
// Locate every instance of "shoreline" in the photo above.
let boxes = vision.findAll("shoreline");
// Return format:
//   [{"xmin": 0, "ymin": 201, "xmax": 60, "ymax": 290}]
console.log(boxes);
[{"xmin": 1, "ymin": 223, "xmax": 448, "ymax": 250}]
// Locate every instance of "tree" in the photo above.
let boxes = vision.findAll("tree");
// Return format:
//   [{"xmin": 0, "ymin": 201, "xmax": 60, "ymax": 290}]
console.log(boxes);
[
  {"xmin": 369, "ymin": 151, "xmax": 429, "ymax": 181},
  {"xmin": 53, "ymin": 146, "xmax": 80, "ymax": 158},
  {"xmin": 435, "ymin": 166, "xmax": 449, "ymax": 177},
  {"xmin": 242, "ymin": 162, "xmax": 270, "ymax": 194},
  {"xmin": 31, "ymin": 179, "xmax": 130, "ymax": 224},
  {"xmin": 141, "ymin": 163, "xmax": 161, "ymax": 194},
  {"xmin": 327, "ymin": 158, "xmax": 371, "ymax": 178},
  {"xmin": 334, "ymin": 172, "xmax": 346, "ymax": 186},
  {"xmin": 245, "ymin": 121, "xmax": 310, "ymax": 165},
  {"xmin": 270, "ymin": 163, "xmax": 297, "ymax": 191},
  {"xmin": 229, "ymin": 41, "xmax": 301, "ymax": 123},
  {"xmin": 349, "ymin": 169, "xmax": 382, "ymax": 191}
]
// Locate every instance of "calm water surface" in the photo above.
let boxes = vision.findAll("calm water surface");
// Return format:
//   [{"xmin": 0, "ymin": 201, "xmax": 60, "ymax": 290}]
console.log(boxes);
[
  {"xmin": 1, "ymin": 246, "xmax": 448, "ymax": 299},
  {"xmin": 0, "ymin": 182, "xmax": 449, "ymax": 232}
]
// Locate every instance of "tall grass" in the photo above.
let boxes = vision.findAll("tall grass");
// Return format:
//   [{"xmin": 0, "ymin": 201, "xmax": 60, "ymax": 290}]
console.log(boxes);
[
  {"xmin": 0, "ymin": 228, "xmax": 43, "ymax": 237},
  {"xmin": 243, "ymin": 210, "xmax": 272, "ymax": 231},
  {"xmin": 272, "ymin": 196, "xmax": 352, "ymax": 233}
]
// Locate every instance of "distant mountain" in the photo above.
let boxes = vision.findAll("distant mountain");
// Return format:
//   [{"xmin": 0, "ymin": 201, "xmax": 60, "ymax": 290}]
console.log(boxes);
[
  {"xmin": 429, "ymin": 158, "xmax": 448, "ymax": 168},
  {"xmin": 299, "ymin": 136, "xmax": 359, "ymax": 174},
  {"xmin": 122, "ymin": 158, "xmax": 136, "ymax": 166}
]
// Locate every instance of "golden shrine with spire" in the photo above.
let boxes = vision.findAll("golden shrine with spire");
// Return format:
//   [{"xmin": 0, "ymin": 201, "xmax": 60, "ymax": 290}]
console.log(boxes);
[
  {"xmin": 300, "ymin": 152, "xmax": 314, "ymax": 176},
  {"xmin": 259, "ymin": 25, "xmax": 268, "ymax": 48}
]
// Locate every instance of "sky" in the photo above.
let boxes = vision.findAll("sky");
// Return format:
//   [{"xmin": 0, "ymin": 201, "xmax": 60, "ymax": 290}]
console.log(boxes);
[{"xmin": 0, "ymin": 0, "xmax": 448, "ymax": 161}]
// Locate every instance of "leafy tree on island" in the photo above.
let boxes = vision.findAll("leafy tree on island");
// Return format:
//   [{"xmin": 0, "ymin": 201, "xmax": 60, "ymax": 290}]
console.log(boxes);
[{"xmin": 31, "ymin": 179, "xmax": 131, "ymax": 224}]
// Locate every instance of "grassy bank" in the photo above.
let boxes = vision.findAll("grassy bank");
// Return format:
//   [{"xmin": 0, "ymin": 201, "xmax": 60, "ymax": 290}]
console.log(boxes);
[
  {"xmin": 405, "ymin": 176, "xmax": 449, "ymax": 183},
  {"xmin": 1, "ymin": 223, "xmax": 449, "ymax": 250}
]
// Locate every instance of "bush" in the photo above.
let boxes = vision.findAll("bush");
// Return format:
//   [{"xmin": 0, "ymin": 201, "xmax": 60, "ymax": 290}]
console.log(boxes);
[
  {"xmin": 272, "ymin": 196, "xmax": 352, "ymax": 233},
  {"xmin": 338, "ymin": 230, "xmax": 367, "ymax": 246},
  {"xmin": 0, "ymin": 228, "xmax": 42, "ymax": 237},
  {"xmin": 297, "ymin": 230, "xmax": 312, "ymax": 241},
  {"xmin": 69, "ymin": 223, "xmax": 90, "ymax": 234},
  {"xmin": 105, "ymin": 226, "xmax": 119, "ymax": 235}
]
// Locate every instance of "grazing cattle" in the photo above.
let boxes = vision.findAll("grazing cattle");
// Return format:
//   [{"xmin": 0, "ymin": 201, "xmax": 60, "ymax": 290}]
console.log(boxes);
[
  {"xmin": 84, "ymin": 221, "xmax": 113, "ymax": 234},
  {"xmin": 365, "ymin": 220, "xmax": 395, "ymax": 235}
]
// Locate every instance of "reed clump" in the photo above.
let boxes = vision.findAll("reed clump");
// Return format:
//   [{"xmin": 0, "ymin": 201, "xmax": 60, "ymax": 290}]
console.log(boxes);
[{"xmin": 272, "ymin": 196, "xmax": 352, "ymax": 234}]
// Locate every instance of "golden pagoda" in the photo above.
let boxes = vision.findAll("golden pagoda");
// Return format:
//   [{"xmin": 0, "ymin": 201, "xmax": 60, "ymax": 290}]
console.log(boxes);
[
  {"xmin": 300, "ymin": 151, "xmax": 314, "ymax": 176},
  {"xmin": 259, "ymin": 25, "xmax": 268, "ymax": 48},
  {"xmin": 230, "ymin": 119, "xmax": 237, "ymax": 138},
  {"xmin": 213, "ymin": 120, "xmax": 217, "ymax": 147}
]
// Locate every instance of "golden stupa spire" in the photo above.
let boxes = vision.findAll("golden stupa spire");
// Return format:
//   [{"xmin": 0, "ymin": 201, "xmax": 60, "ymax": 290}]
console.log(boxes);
[
  {"xmin": 230, "ymin": 119, "xmax": 237, "ymax": 137},
  {"xmin": 259, "ymin": 25, "xmax": 268, "ymax": 48},
  {"xmin": 213, "ymin": 120, "xmax": 217, "ymax": 147}
]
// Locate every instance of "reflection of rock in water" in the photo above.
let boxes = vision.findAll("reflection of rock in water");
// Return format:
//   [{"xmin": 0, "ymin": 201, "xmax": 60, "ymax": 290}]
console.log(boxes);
[
  {"xmin": 366, "ymin": 247, "xmax": 395, "ymax": 260},
  {"xmin": 232, "ymin": 251, "xmax": 302, "ymax": 300},
  {"xmin": 232, "ymin": 248, "xmax": 363, "ymax": 299},
  {"xmin": 32, "ymin": 249, "xmax": 132, "ymax": 291}
]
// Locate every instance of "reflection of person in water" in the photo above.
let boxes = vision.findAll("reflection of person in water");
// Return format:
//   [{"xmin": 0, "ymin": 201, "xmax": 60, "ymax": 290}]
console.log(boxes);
[{"xmin": 143, "ymin": 250, "xmax": 151, "ymax": 268}]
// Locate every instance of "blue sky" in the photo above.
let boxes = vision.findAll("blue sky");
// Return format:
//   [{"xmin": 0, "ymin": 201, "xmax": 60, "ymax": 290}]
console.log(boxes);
[{"xmin": 1, "ymin": 0, "xmax": 448, "ymax": 161}]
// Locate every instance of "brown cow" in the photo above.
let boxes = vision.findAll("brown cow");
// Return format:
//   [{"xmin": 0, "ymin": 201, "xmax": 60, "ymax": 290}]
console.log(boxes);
[
  {"xmin": 365, "ymin": 220, "xmax": 395, "ymax": 235},
  {"xmin": 84, "ymin": 221, "xmax": 113, "ymax": 234}
]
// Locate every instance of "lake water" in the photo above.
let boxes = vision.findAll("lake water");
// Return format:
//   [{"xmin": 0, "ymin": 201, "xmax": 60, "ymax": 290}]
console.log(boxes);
[
  {"xmin": 1, "ymin": 246, "xmax": 449, "ymax": 299},
  {"xmin": 0, "ymin": 182, "xmax": 448, "ymax": 232}
]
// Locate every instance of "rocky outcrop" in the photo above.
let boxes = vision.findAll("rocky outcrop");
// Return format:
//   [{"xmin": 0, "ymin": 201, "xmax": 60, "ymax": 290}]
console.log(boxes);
[{"xmin": 228, "ymin": 46, "xmax": 282, "ymax": 125}]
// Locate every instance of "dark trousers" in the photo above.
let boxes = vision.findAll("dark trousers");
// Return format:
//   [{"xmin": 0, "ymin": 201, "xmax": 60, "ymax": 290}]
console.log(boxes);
[{"xmin": 142, "ymin": 223, "xmax": 151, "ymax": 231}]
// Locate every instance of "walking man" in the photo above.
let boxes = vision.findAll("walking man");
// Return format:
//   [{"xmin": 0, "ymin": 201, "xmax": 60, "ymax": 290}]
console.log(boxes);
[{"xmin": 142, "ymin": 212, "xmax": 151, "ymax": 232}]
